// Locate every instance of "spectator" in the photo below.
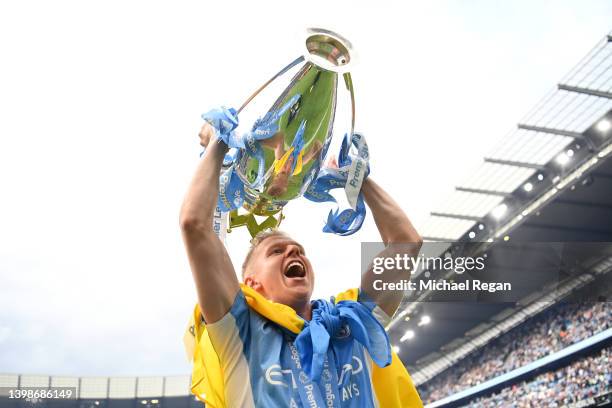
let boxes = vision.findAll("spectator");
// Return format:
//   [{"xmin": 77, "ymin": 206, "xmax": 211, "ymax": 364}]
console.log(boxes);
[
  {"xmin": 465, "ymin": 346, "xmax": 612, "ymax": 407},
  {"xmin": 419, "ymin": 302, "xmax": 612, "ymax": 403}
]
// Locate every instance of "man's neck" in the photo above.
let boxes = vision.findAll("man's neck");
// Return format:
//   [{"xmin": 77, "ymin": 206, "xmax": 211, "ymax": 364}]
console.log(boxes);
[{"xmin": 294, "ymin": 301, "xmax": 312, "ymax": 321}]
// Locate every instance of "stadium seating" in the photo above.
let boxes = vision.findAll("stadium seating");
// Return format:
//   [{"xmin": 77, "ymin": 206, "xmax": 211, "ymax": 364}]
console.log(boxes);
[
  {"xmin": 465, "ymin": 346, "xmax": 612, "ymax": 407},
  {"xmin": 419, "ymin": 302, "xmax": 612, "ymax": 405}
]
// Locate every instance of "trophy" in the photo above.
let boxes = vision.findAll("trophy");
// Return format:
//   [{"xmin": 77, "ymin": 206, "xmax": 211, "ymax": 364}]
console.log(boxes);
[{"xmin": 203, "ymin": 28, "xmax": 369, "ymax": 238}]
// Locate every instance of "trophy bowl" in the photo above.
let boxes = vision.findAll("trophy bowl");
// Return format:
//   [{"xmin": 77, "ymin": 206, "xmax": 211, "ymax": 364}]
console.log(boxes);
[{"xmin": 208, "ymin": 28, "xmax": 358, "ymax": 237}]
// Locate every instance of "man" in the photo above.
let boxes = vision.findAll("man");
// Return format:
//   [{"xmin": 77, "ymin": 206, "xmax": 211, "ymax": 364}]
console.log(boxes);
[{"xmin": 180, "ymin": 122, "xmax": 423, "ymax": 407}]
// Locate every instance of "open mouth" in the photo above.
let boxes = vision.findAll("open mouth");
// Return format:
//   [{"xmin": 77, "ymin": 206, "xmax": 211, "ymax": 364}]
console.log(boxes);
[{"xmin": 284, "ymin": 260, "xmax": 306, "ymax": 279}]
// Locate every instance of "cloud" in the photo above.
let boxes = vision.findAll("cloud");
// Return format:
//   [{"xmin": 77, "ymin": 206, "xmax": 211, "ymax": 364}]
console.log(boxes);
[
  {"xmin": 0, "ymin": 0, "xmax": 610, "ymax": 377},
  {"xmin": 0, "ymin": 327, "xmax": 11, "ymax": 344}
]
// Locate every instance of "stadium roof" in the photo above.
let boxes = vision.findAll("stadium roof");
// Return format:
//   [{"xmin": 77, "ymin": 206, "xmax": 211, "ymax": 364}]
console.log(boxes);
[
  {"xmin": 420, "ymin": 31, "xmax": 612, "ymax": 243},
  {"xmin": 390, "ymin": 30, "xmax": 612, "ymax": 371}
]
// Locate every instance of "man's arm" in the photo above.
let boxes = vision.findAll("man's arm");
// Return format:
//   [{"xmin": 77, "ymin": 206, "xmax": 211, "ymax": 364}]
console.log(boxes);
[
  {"xmin": 361, "ymin": 178, "xmax": 423, "ymax": 317},
  {"xmin": 179, "ymin": 123, "xmax": 240, "ymax": 324}
]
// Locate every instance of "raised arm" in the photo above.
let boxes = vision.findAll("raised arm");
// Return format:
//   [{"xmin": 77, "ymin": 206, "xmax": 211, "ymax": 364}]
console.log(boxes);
[
  {"xmin": 179, "ymin": 123, "xmax": 240, "ymax": 323},
  {"xmin": 361, "ymin": 178, "xmax": 422, "ymax": 317}
]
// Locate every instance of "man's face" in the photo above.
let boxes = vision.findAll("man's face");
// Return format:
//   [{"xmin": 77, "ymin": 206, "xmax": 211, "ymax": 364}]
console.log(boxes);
[{"xmin": 244, "ymin": 235, "xmax": 314, "ymax": 307}]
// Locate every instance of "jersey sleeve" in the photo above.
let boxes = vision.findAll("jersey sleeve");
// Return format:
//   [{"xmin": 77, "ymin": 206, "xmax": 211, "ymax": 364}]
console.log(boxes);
[
  {"xmin": 205, "ymin": 289, "xmax": 252, "ymax": 361},
  {"xmin": 201, "ymin": 290, "xmax": 258, "ymax": 407},
  {"xmin": 357, "ymin": 288, "xmax": 392, "ymax": 327}
]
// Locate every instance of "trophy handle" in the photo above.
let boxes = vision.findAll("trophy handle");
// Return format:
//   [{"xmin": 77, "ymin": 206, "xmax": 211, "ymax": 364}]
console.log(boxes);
[
  {"xmin": 237, "ymin": 56, "xmax": 305, "ymax": 114},
  {"xmin": 343, "ymin": 72, "xmax": 356, "ymax": 137}
]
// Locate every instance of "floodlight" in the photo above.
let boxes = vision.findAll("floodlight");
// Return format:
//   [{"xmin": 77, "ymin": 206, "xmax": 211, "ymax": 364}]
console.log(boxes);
[
  {"xmin": 468, "ymin": 231, "xmax": 476, "ymax": 239},
  {"xmin": 596, "ymin": 119, "xmax": 611, "ymax": 133},
  {"xmin": 556, "ymin": 152, "xmax": 570, "ymax": 165},
  {"xmin": 419, "ymin": 315, "xmax": 431, "ymax": 326},
  {"xmin": 492, "ymin": 203, "xmax": 508, "ymax": 219},
  {"xmin": 523, "ymin": 182, "xmax": 533, "ymax": 192},
  {"xmin": 400, "ymin": 330, "xmax": 415, "ymax": 342}
]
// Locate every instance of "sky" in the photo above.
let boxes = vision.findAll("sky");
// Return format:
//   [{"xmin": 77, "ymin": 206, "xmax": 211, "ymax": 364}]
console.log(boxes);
[{"xmin": 0, "ymin": 0, "xmax": 611, "ymax": 377}]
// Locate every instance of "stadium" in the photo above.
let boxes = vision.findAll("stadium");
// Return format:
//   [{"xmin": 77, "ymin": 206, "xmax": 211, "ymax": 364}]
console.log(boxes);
[
  {"xmin": 1, "ymin": 6, "xmax": 612, "ymax": 408},
  {"xmin": 394, "ymin": 30, "xmax": 612, "ymax": 407}
]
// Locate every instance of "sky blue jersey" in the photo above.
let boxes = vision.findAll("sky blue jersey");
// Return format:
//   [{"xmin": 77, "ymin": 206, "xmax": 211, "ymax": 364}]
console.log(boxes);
[{"xmin": 204, "ymin": 290, "xmax": 391, "ymax": 407}]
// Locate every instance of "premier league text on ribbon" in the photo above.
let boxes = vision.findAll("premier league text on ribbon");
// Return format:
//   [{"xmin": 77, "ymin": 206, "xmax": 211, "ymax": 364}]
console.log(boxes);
[{"xmin": 369, "ymin": 253, "xmax": 512, "ymax": 293}]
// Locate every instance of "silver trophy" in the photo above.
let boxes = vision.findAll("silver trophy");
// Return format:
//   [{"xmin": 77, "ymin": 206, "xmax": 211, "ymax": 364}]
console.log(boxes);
[{"xmin": 216, "ymin": 28, "xmax": 356, "ymax": 237}]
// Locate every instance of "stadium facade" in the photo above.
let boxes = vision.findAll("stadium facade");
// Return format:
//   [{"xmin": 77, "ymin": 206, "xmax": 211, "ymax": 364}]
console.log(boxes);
[{"xmin": 0, "ymin": 374, "xmax": 198, "ymax": 407}]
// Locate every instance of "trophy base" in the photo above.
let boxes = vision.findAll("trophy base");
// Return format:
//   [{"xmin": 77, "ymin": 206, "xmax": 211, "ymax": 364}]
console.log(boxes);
[{"xmin": 228, "ymin": 207, "xmax": 285, "ymax": 238}]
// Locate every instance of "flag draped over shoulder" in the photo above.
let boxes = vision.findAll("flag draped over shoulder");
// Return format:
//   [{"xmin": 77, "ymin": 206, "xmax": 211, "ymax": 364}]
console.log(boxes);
[{"xmin": 183, "ymin": 285, "xmax": 423, "ymax": 407}]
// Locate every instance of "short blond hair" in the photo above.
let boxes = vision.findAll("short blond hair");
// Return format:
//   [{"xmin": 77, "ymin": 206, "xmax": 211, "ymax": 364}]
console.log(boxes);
[{"xmin": 241, "ymin": 230, "xmax": 290, "ymax": 277}]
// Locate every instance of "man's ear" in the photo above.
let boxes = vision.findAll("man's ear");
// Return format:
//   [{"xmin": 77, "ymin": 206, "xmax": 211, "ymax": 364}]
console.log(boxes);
[{"xmin": 244, "ymin": 276, "xmax": 263, "ymax": 291}]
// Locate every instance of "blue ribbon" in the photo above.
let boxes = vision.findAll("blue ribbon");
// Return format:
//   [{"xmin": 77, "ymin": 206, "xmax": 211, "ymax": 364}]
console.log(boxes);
[
  {"xmin": 199, "ymin": 102, "xmax": 370, "ymax": 232},
  {"xmin": 304, "ymin": 133, "xmax": 370, "ymax": 236},
  {"xmin": 201, "ymin": 106, "xmax": 241, "ymax": 148},
  {"xmin": 285, "ymin": 338, "xmax": 334, "ymax": 408},
  {"xmin": 294, "ymin": 298, "xmax": 391, "ymax": 383},
  {"xmin": 201, "ymin": 94, "xmax": 301, "ymax": 196},
  {"xmin": 198, "ymin": 105, "xmax": 244, "ymax": 212},
  {"xmin": 217, "ymin": 165, "xmax": 245, "ymax": 212},
  {"xmin": 213, "ymin": 93, "xmax": 299, "ymax": 148}
]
